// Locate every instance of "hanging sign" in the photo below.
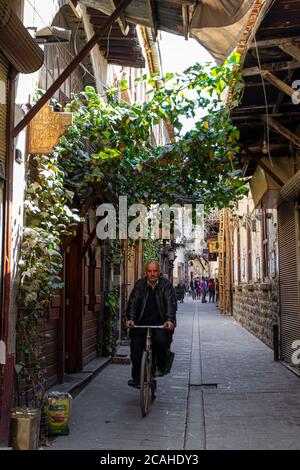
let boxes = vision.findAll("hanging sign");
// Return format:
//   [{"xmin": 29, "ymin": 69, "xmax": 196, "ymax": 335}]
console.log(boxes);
[{"xmin": 28, "ymin": 102, "xmax": 72, "ymax": 154}]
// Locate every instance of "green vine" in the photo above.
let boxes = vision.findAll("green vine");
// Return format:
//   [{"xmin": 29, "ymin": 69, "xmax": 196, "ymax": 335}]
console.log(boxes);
[
  {"xmin": 56, "ymin": 53, "xmax": 247, "ymax": 208},
  {"xmin": 16, "ymin": 154, "xmax": 81, "ymax": 404},
  {"xmin": 16, "ymin": 54, "xmax": 246, "ymax": 402},
  {"xmin": 102, "ymin": 289, "xmax": 119, "ymax": 356},
  {"xmin": 19, "ymin": 154, "xmax": 80, "ymax": 310},
  {"xmin": 143, "ymin": 239, "xmax": 161, "ymax": 265}
]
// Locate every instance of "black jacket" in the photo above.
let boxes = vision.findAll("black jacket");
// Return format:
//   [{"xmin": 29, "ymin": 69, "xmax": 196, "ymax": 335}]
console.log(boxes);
[{"xmin": 126, "ymin": 276, "xmax": 177, "ymax": 325}]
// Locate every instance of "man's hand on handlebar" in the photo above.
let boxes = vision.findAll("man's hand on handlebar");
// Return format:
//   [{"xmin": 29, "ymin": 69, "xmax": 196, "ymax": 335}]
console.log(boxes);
[
  {"xmin": 125, "ymin": 320, "xmax": 135, "ymax": 329},
  {"xmin": 164, "ymin": 321, "xmax": 174, "ymax": 331}
]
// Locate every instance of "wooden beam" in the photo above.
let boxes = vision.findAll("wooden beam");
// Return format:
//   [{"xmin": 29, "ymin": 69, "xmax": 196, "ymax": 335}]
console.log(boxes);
[
  {"xmin": 164, "ymin": 0, "xmax": 194, "ymax": 4},
  {"xmin": 249, "ymin": 36, "xmax": 300, "ymax": 49},
  {"xmin": 98, "ymin": 36, "xmax": 138, "ymax": 41},
  {"xmin": 272, "ymin": 69, "xmax": 294, "ymax": 113},
  {"xmin": 147, "ymin": 0, "xmax": 158, "ymax": 41},
  {"xmin": 182, "ymin": 4, "xmax": 189, "ymax": 41},
  {"xmin": 261, "ymin": 115, "xmax": 300, "ymax": 148},
  {"xmin": 67, "ymin": 0, "xmax": 81, "ymax": 18},
  {"xmin": 245, "ymin": 80, "xmax": 272, "ymax": 88},
  {"xmin": 110, "ymin": 0, "xmax": 129, "ymax": 36},
  {"xmin": 258, "ymin": 160, "xmax": 285, "ymax": 187},
  {"xmin": 261, "ymin": 70, "xmax": 300, "ymax": 101},
  {"xmin": 279, "ymin": 42, "xmax": 300, "ymax": 63},
  {"xmin": 232, "ymin": 111, "xmax": 300, "ymax": 121},
  {"xmin": 233, "ymin": 104, "xmax": 274, "ymax": 113},
  {"xmin": 13, "ymin": 0, "xmax": 134, "ymax": 137},
  {"xmin": 248, "ymin": 144, "xmax": 289, "ymax": 153},
  {"xmin": 82, "ymin": 227, "xmax": 97, "ymax": 256},
  {"xmin": 243, "ymin": 60, "xmax": 300, "ymax": 77},
  {"xmin": 241, "ymin": 155, "xmax": 288, "ymax": 165}
]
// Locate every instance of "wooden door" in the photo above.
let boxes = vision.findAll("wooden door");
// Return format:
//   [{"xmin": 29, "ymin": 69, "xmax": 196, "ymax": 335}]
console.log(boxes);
[{"xmin": 65, "ymin": 231, "xmax": 83, "ymax": 373}]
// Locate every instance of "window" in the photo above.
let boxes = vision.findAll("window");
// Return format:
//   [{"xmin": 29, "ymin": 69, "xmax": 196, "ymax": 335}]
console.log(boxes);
[
  {"xmin": 256, "ymin": 256, "xmax": 261, "ymax": 280},
  {"xmin": 237, "ymin": 228, "xmax": 241, "ymax": 283},
  {"xmin": 261, "ymin": 209, "xmax": 269, "ymax": 279},
  {"xmin": 271, "ymin": 250, "xmax": 276, "ymax": 278},
  {"xmin": 247, "ymin": 218, "xmax": 252, "ymax": 281}
]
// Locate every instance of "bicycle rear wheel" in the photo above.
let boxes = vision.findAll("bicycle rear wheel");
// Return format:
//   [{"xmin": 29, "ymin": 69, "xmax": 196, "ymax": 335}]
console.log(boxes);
[{"xmin": 140, "ymin": 350, "xmax": 151, "ymax": 417}]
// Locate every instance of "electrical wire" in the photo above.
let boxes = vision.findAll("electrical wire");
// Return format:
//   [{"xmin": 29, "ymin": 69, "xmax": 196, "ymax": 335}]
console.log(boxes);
[
  {"xmin": 253, "ymin": 34, "xmax": 273, "ymax": 167},
  {"xmin": 106, "ymin": 24, "xmax": 112, "ymax": 60}
]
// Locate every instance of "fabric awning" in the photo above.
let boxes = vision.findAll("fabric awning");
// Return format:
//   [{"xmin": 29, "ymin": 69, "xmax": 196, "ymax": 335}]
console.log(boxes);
[
  {"xmin": 190, "ymin": 0, "xmax": 256, "ymax": 64},
  {"xmin": 0, "ymin": 0, "xmax": 44, "ymax": 73},
  {"xmin": 80, "ymin": 0, "xmax": 256, "ymax": 64}
]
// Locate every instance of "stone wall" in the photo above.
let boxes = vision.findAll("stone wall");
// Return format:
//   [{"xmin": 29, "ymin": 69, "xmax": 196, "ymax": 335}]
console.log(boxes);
[{"xmin": 232, "ymin": 281, "xmax": 279, "ymax": 349}]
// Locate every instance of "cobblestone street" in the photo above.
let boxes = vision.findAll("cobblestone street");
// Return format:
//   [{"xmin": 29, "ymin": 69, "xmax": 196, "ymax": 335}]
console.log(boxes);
[{"xmin": 50, "ymin": 298, "xmax": 300, "ymax": 450}]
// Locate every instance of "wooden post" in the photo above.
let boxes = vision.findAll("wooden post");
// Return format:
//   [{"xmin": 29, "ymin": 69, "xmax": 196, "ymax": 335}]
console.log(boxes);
[
  {"xmin": 109, "ymin": 0, "xmax": 129, "ymax": 35},
  {"xmin": 261, "ymin": 115, "xmax": 300, "ymax": 148},
  {"xmin": 279, "ymin": 42, "xmax": 300, "ymax": 63},
  {"xmin": 261, "ymin": 70, "xmax": 300, "ymax": 101},
  {"xmin": 147, "ymin": 0, "xmax": 158, "ymax": 41}
]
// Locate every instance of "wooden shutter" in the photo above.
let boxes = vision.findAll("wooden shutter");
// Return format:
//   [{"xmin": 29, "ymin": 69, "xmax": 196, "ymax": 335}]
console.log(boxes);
[
  {"xmin": 0, "ymin": 52, "xmax": 8, "ymax": 177},
  {"xmin": 278, "ymin": 201, "xmax": 300, "ymax": 370}
]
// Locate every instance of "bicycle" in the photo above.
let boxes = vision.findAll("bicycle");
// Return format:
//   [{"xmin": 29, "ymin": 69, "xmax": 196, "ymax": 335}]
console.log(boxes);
[{"xmin": 132, "ymin": 325, "xmax": 165, "ymax": 417}]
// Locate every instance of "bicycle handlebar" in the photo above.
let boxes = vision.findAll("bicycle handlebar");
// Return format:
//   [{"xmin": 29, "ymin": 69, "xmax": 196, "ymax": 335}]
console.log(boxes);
[{"xmin": 131, "ymin": 325, "xmax": 165, "ymax": 329}]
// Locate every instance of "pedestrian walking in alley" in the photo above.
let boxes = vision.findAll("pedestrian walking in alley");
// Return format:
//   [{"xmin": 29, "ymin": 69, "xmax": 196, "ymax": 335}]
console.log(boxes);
[
  {"xmin": 195, "ymin": 278, "xmax": 201, "ymax": 300},
  {"xmin": 200, "ymin": 276, "xmax": 207, "ymax": 303},
  {"xmin": 208, "ymin": 278, "xmax": 215, "ymax": 303},
  {"xmin": 190, "ymin": 279, "xmax": 196, "ymax": 300},
  {"xmin": 175, "ymin": 280, "xmax": 185, "ymax": 303},
  {"xmin": 125, "ymin": 260, "xmax": 176, "ymax": 388}
]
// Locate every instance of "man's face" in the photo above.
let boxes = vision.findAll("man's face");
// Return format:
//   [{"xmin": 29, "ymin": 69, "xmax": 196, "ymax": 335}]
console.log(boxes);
[{"xmin": 145, "ymin": 262, "xmax": 160, "ymax": 284}]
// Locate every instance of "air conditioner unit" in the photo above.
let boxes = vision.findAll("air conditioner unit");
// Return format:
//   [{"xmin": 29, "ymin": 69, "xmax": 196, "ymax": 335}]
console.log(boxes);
[{"xmin": 35, "ymin": 26, "xmax": 71, "ymax": 44}]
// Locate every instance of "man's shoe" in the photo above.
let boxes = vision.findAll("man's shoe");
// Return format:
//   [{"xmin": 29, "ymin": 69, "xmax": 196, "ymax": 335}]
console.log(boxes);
[
  {"xmin": 128, "ymin": 379, "xmax": 140, "ymax": 388},
  {"xmin": 156, "ymin": 368, "xmax": 168, "ymax": 377}
]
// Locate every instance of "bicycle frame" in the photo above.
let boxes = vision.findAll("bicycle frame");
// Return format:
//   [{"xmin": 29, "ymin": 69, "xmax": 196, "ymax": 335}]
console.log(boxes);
[{"xmin": 132, "ymin": 325, "xmax": 164, "ymax": 417}]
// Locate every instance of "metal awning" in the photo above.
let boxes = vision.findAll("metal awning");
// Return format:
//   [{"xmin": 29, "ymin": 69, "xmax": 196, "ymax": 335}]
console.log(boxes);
[
  {"xmin": 87, "ymin": 7, "xmax": 145, "ymax": 68},
  {"xmin": 0, "ymin": 0, "xmax": 44, "ymax": 73},
  {"xmin": 231, "ymin": 0, "xmax": 300, "ymax": 178},
  {"xmin": 80, "ymin": 0, "xmax": 256, "ymax": 64}
]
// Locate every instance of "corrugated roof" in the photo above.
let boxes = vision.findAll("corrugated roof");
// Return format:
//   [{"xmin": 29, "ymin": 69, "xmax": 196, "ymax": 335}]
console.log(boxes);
[
  {"xmin": 81, "ymin": 0, "xmax": 191, "ymax": 36},
  {"xmin": 81, "ymin": 1, "xmax": 261, "ymax": 64},
  {"xmin": 87, "ymin": 7, "xmax": 145, "ymax": 68}
]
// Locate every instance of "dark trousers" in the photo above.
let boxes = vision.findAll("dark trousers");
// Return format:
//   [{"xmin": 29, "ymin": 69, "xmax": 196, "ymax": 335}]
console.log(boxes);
[
  {"xmin": 209, "ymin": 288, "xmax": 215, "ymax": 302},
  {"xmin": 129, "ymin": 328, "xmax": 171, "ymax": 380}
]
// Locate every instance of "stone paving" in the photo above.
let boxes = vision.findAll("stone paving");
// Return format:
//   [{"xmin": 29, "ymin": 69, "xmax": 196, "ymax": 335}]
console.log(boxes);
[{"xmin": 50, "ymin": 298, "xmax": 300, "ymax": 450}]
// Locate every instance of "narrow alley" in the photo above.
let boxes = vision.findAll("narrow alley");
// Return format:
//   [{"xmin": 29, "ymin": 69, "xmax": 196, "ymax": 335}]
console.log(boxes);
[{"xmin": 49, "ymin": 298, "xmax": 300, "ymax": 451}]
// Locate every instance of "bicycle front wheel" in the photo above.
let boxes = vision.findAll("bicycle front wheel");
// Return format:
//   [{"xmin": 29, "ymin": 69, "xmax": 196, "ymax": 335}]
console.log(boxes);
[{"xmin": 140, "ymin": 350, "xmax": 151, "ymax": 417}]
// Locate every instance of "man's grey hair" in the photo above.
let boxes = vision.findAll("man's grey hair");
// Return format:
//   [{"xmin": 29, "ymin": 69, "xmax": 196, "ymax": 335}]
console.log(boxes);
[{"xmin": 145, "ymin": 260, "xmax": 160, "ymax": 270}]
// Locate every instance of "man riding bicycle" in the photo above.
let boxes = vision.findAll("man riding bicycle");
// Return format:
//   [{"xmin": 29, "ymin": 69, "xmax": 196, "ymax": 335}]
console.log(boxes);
[{"xmin": 125, "ymin": 260, "xmax": 176, "ymax": 388}]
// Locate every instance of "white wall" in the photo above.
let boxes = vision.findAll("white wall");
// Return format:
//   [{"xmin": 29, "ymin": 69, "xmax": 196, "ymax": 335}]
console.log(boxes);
[{"xmin": 232, "ymin": 192, "xmax": 278, "ymax": 285}]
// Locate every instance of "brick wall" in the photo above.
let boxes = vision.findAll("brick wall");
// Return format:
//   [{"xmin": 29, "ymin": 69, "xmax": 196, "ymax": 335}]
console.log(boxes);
[{"xmin": 232, "ymin": 281, "xmax": 279, "ymax": 349}]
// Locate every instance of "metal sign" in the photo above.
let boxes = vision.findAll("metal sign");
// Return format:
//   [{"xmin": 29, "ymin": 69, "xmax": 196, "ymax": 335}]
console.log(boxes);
[{"xmin": 28, "ymin": 102, "xmax": 72, "ymax": 154}]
